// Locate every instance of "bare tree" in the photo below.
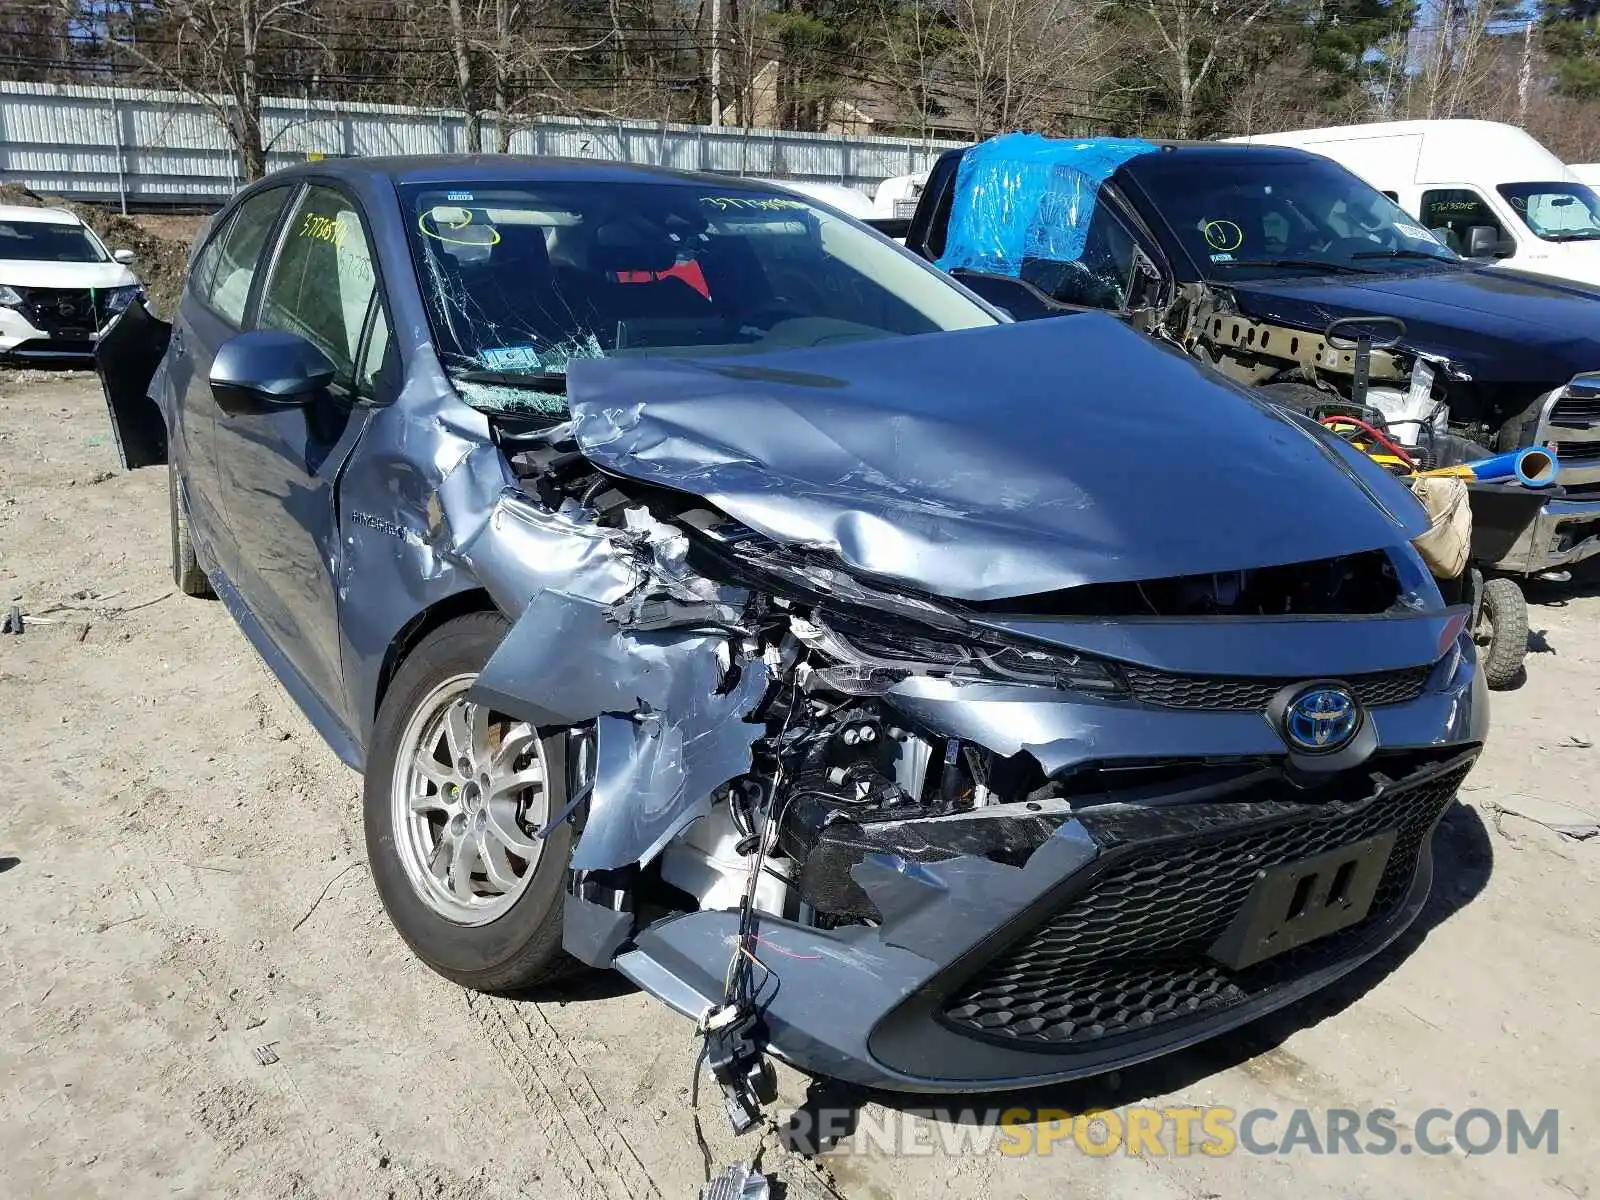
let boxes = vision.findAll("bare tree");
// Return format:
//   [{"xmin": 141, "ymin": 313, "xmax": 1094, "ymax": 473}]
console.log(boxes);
[
  {"xmin": 445, "ymin": 0, "xmax": 481, "ymax": 151},
  {"xmin": 722, "ymin": 0, "xmax": 771, "ymax": 126},
  {"xmin": 1138, "ymin": 0, "xmax": 1274, "ymax": 138},
  {"xmin": 947, "ymin": 0, "xmax": 1123, "ymax": 137},
  {"xmin": 1415, "ymin": 0, "xmax": 1511, "ymax": 119},
  {"xmin": 58, "ymin": 0, "xmax": 326, "ymax": 179},
  {"xmin": 871, "ymin": 0, "xmax": 948, "ymax": 142}
]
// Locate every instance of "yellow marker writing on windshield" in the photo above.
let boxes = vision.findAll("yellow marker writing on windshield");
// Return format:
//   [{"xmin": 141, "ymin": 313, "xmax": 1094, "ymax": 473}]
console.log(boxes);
[
  {"xmin": 1203, "ymin": 220, "xmax": 1244, "ymax": 252},
  {"xmin": 418, "ymin": 208, "xmax": 501, "ymax": 247}
]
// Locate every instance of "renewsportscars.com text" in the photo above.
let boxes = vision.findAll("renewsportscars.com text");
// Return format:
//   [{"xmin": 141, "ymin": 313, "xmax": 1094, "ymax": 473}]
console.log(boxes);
[{"xmin": 791, "ymin": 1106, "xmax": 1561, "ymax": 1158}]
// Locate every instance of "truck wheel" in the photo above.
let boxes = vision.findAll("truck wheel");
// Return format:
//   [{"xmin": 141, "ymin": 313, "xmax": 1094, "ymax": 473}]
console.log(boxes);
[
  {"xmin": 364, "ymin": 611, "xmax": 575, "ymax": 993},
  {"xmin": 168, "ymin": 463, "xmax": 212, "ymax": 597},
  {"xmin": 1475, "ymin": 577, "xmax": 1528, "ymax": 690}
]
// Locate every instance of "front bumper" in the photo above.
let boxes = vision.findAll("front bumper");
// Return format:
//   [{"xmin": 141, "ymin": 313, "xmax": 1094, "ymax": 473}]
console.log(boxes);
[
  {"xmin": 619, "ymin": 748, "xmax": 1476, "ymax": 1091},
  {"xmin": 0, "ymin": 306, "xmax": 99, "ymax": 360},
  {"xmin": 1470, "ymin": 485, "xmax": 1600, "ymax": 575}
]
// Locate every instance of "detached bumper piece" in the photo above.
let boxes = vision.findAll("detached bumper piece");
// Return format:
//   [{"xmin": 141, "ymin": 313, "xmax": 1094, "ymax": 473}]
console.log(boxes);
[{"xmin": 940, "ymin": 752, "xmax": 1474, "ymax": 1049}]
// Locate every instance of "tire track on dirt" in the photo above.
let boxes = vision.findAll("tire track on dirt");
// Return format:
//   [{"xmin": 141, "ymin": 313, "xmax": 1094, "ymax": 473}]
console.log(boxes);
[
  {"xmin": 466, "ymin": 992, "xmax": 856, "ymax": 1200},
  {"xmin": 466, "ymin": 991, "xmax": 659, "ymax": 1200}
]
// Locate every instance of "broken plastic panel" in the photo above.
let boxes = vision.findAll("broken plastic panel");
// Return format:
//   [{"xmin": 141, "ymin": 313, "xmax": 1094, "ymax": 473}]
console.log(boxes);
[{"xmin": 468, "ymin": 589, "xmax": 769, "ymax": 871}]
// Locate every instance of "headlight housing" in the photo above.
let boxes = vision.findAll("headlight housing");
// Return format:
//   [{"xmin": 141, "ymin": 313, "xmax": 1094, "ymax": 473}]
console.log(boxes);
[
  {"xmin": 102, "ymin": 285, "xmax": 143, "ymax": 315},
  {"xmin": 0, "ymin": 284, "xmax": 22, "ymax": 307},
  {"xmin": 709, "ymin": 534, "xmax": 1127, "ymax": 697},
  {"xmin": 792, "ymin": 609, "xmax": 1127, "ymax": 697}
]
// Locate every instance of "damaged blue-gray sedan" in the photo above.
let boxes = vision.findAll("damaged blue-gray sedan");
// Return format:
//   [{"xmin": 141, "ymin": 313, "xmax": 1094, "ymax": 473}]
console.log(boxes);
[{"xmin": 97, "ymin": 157, "xmax": 1485, "ymax": 1126}]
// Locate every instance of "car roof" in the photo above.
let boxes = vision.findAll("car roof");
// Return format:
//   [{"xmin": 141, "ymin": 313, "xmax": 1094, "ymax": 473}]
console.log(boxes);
[
  {"xmin": 256, "ymin": 154, "xmax": 786, "ymax": 191},
  {"xmin": 936, "ymin": 139, "xmax": 1331, "ymax": 170},
  {"xmin": 0, "ymin": 204, "xmax": 83, "ymax": 225}
]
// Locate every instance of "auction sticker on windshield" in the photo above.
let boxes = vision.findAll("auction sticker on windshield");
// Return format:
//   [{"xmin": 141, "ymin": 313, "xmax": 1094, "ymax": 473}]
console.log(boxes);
[{"xmin": 481, "ymin": 345, "xmax": 542, "ymax": 371}]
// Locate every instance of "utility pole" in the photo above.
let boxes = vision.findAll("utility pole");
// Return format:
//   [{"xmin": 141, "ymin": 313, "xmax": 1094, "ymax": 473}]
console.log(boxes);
[{"xmin": 710, "ymin": 0, "xmax": 722, "ymax": 127}]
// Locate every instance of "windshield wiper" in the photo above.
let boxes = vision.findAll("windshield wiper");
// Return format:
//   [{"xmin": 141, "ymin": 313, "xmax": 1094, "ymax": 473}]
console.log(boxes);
[
  {"xmin": 1541, "ymin": 232, "xmax": 1600, "ymax": 242},
  {"xmin": 1211, "ymin": 258, "xmax": 1378, "ymax": 275},
  {"xmin": 455, "ymin": 369, "xmax": 569, "ymax": 392},
  {"xmin": 1351, "ymin": 248, "xmax": 1457, "ymax": 263}
]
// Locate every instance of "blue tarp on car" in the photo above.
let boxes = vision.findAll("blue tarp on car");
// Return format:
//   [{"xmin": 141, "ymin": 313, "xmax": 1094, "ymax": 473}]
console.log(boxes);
[{"xmin": 935, "ymin": 132, "xmax": 1158, "ymax": 276}]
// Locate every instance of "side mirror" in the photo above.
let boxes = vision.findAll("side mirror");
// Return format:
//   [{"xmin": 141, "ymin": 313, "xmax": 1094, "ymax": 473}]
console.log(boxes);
[
  {"xmin": 1466, "ymin": 225, "xmax": 1514, "ymax": 259},
  {"xmin": 210, "ymin": 330, "xmax": 335, "ymax": 415},
  {"xmin": 112, "ymin": 248, "xmax": 136, "ymax": 265}
]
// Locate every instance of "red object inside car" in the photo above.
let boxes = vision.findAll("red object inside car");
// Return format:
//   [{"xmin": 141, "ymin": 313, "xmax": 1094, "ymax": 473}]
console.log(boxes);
[{"xmin": 614, "ymin": 259, "xmax": 712, "ymax": 299}]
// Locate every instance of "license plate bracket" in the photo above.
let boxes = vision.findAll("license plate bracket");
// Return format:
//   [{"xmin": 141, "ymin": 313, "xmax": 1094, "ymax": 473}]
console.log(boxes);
[{"xmin": 1209, "ymin": 830, "xmax": 1397, "ymax": 971}]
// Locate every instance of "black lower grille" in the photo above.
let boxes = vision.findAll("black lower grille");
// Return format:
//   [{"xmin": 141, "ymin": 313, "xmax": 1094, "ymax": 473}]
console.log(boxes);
[
  {"xmin": 941, "ymin": 755, "xmax": 1476, "ymax": 1048},
  {"xmin": 18, "ymin": 286, "xmax": 100, "ymax": 337},
  {"xmin": 1123, "ymin": 664, "xmax": 1430, "ymax": 711}
]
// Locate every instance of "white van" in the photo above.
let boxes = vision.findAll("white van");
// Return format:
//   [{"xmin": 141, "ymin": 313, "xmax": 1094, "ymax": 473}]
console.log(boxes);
[{"xmin": 1228, "ymin": 120, "xmax": 1600, "ymax": 288}]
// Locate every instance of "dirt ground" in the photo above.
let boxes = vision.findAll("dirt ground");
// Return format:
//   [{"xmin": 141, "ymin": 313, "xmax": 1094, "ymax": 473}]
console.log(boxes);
[{"xmin": 2, "ymin": 369, "xmax": 1597, "ymax": 1200}]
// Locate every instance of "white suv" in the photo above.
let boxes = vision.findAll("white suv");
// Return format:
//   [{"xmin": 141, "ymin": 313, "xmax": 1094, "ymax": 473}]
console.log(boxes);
[{"xmin": 0, "ymin": 204, "xmax": 143, "ymax": 361}]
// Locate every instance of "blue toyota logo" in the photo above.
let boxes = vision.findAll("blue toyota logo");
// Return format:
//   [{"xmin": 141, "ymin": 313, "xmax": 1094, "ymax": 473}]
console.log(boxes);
[{"xmin": 1284, "ymin": 686, "xmax": 1361, "ymax": 752}]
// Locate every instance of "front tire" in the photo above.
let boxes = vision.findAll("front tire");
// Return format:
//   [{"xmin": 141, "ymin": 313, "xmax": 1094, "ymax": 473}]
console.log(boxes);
[
  {"xmin": 365, "ymin": 611, "xmax": 574, "ymax": 992},
  {"xmin": 1476, "ymin": 577, "xmax": 1528, "ymax": 691}
]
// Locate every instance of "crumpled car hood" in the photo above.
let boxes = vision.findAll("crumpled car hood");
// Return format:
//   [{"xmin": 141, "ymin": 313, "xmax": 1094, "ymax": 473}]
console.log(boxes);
[{"xmin": 565, "ymin": 315, "xmax": 1426, "ymax": 602}]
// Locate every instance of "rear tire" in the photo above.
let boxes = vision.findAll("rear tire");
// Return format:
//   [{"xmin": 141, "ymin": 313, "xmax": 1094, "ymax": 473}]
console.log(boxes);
[
  {"xmin": 169, "ymin": 463, "xmax": 212, "ymax": 597},
  {"xmin": 364, "ymin": 611, "xmax": 575, "ymax": 992},
  {"xmin": 1476, "ymin": 576, "xmax": 1528, "ymax": 690}
]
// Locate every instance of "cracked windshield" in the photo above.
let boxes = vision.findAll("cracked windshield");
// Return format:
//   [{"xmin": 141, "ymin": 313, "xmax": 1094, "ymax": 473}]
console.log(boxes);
[{"xmin": 400, "ymin": 180, "xmax": 995, "ymax": 415}]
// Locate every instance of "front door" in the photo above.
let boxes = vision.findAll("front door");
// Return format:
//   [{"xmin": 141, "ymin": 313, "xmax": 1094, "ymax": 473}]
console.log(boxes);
[
  {"xmin": 175, "ymin": 186, "xmax": 295, "ymax": 572},
  {"xmin": 210, "ymin": 183, "xmax": 390, "ymax": 731}
]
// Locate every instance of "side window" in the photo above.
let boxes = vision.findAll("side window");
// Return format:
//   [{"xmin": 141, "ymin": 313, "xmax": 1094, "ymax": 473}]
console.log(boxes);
[
  {"xmin": 186, "ymin": 212, "xmax": 235, "ymax": 306},
  {"xmin": 357, "ymin": 303, "xmax": 393, "ymax": 396},
  {"xmin": 205, "ymin": 187, "xmax": 290, "ymax": 325},
  {"xmin": 257, "ymin": 186, "xmax": 379, "ymax": 387},
  {"xmin": 1420, "ymin": 188, "xmax": 1508, "ymax": 258},
  {"xmin": 1019, "ymin": 204, "xmax": 1137, "ymax": 311}
]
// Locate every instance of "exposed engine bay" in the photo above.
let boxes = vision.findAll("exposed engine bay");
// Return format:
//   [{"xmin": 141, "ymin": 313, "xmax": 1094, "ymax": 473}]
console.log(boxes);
[
  {"xmin": 499, "ymin": 413, "xmax": 1430, "ymax": 932},
  {"xmin": 1167, "ymin": 289, "xmax": 1551, "ymax": 465}
]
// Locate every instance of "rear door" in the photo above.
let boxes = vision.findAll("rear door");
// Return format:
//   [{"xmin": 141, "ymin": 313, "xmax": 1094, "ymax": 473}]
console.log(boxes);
[
  {"xmin": 174, "ymin": 185, "xmax": 295, "ymax": 574},
  {"xmin": 210, "ymin": 181, "xmax": 391, "ymax": 727}
]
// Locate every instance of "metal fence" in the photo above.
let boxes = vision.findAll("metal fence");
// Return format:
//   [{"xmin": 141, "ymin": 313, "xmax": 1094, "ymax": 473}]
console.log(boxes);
[{"xmin": 0, "ymin": 80, "xmax": 964, "ymax": 209}]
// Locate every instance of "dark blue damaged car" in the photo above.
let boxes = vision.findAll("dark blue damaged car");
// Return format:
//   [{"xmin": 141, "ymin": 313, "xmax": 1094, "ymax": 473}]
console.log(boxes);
[{"xmin": 96, "ymin": 156, "xmax": 1485, "ymax": 1117}]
